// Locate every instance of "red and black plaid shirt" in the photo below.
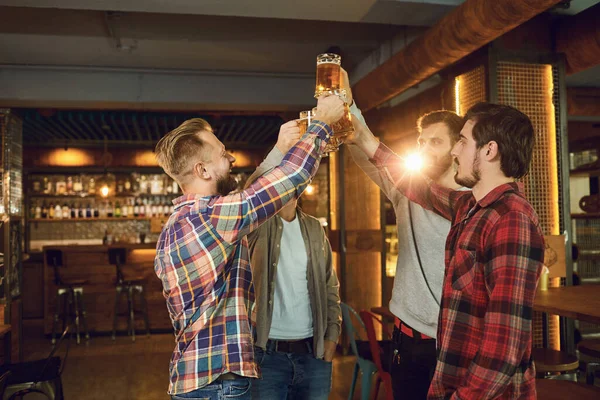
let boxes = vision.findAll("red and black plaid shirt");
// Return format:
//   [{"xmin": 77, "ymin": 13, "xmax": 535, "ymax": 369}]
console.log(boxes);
[{"xmin": 371, "ymin": 143, "xmax": 544, "ymax": 400}]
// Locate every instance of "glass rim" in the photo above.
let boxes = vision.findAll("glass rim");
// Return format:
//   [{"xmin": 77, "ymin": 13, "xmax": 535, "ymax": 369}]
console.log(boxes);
[{"xmin": 316, "ymin": 53, "xmax": 341, "ymax": 65}]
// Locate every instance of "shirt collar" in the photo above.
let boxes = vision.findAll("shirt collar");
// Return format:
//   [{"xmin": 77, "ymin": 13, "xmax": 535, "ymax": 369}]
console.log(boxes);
[
  {"xmin": 173, "ymin": 193, "xmax": 210, "ymax": 210},
  {"xmin": 477, "ymin": 182, "xmax": 524, "ymax": 208}
]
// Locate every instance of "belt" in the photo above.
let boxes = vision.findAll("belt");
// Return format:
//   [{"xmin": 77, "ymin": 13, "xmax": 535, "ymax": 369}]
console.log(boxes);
[
  {"xmin": 217, "ymin": 372, "xmax": 241, "ymax": 381},
  {"xmin": 266, "ymin": 337, "xmax": 313, "ymax": 354},
  {"xmin": 394, "ymin": 317, "xmax": 433, "ymax": 340}
]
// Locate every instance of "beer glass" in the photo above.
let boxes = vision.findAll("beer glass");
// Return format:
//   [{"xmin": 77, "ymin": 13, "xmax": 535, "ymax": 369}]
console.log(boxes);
[
  {"xmin": 315, "ymin": 53, "xmax": 341, "ymax": 98},
  {"xmin": 310, "ymin": 89, "xmax": 354, "ymax": 155}
]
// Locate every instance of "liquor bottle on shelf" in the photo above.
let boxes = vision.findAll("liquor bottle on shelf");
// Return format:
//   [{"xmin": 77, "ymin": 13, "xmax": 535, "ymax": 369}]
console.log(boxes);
[
  {"xmin": 117, "ymin": 179, "xmax": 124, "ymax": 194},
  {"xmin": 29, "ymin": 202, "xmax": 36, "ymax": 219},
  {"xmin": 66, "ymin": 176, "xmax": 73, "ymax": 194},
  {"xmin": 35, "ymin": 202, "xmax": 42, "ymax": 219},
  {"xmin": 73, "ymin": 175, "xmax": 83, "ymax": 194},
  {"xmin": 157, "ymin": 198, "xmax": 164, "ymax": 216},
  {"xmin": 41, "ymin": 202, "xmax": 48, "ymax": 219},
  {"xmin": 62, "ymin": 203, "xmax": 70, "ymax": 219},
  {"xmin": 78, "ymin": 204, "xmax": 84, "ymax": 218},
  {"xmin": 49, "ymin": 202, "xmax": 55, "ymax": 219},
  {"xmin": 150, "ymin": 199, "xmax": 158, "ymax": 218},
  {"xmin": 133, "ymin": 199, "xmax": 140, "ymax": 217},
  {"xmin": 140, "ymin": 175, "xmax": 148, "ymax": 194},
  {"xmin": 56, "ymin": 176, "xmax": 67, "ymax": 195},
  {"xmin": 93, "ymin": 203, "xmax": 99, "ymax": 218},
  {"xmin": 139, "ymin": 199, "xmax": 146, "ymax": 217},
  {"xmin": 32, "ymin": 177, "xmax": 42, "ymax": 193},
  {"xmin": 88, "ymin": 177, "xmax": 96, "ymax": 195},
  {"xmin": 71, "ymin": 202, "xmax": 77, "ymax": 219},
  {"xmin": 43, "ymin": 176, "xmax": 52, "ymax": 194},
  {"xmin": 54, "ymin": 203, "xmax": 63, "ymax": 219},
  {"xmin": 127, "ymin": 198, "xmax": 134, "ymax": 217},
  {"xmin": 107, "ymin": 202, "xmax": 114, "ymax": 218},
  {"xmin": 86, "ymin": 203, "xmax": 92, "ymax": 218},
  {"xmin": 122, "ymin": 200, "xmax": 129, "ymax": 217},
  {"xmin": 172, "ymin": 179, "xmax": 179, "ymax": 194},
  {"xmin": 115, "ymin": 201, "xmax": 122, "ymax": 218},
  {"xmin": 124, "ymin": 177, "xmax": 132, "ymax": 192}
]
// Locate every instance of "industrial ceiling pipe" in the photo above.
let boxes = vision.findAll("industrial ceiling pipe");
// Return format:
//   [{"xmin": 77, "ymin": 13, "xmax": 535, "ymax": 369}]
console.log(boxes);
[{"xmin": 352, "ymin": 0, "xmax": 563, "ymax": 112}]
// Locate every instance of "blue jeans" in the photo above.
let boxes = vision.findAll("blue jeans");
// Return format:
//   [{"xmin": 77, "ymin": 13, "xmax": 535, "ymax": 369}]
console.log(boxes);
[
  {"xmin": 171, "ymin": 378, "xmax": 252, "ymax": 400},
  {"xmin": 252, "ymin": 347, "xmax": 332, "ymax": 400}
]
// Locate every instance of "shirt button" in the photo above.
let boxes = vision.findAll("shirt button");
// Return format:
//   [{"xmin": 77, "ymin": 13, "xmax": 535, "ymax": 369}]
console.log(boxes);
[
  {"xmin": 272, "ymin": 263, "xmax": 276, "ymax": 267},
  {"xmin": 269, "ymin": 300, "xmax": 273, "ymax": 305},
  {"xmin": 276, "ymin": 244, "xmax": 279, "ymax": 248}
]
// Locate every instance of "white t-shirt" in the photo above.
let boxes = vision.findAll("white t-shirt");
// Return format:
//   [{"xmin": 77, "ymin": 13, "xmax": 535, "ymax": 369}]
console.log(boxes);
[{"xmin": 268, "ymin": 216, "xmax": 314, "ymax": 340}]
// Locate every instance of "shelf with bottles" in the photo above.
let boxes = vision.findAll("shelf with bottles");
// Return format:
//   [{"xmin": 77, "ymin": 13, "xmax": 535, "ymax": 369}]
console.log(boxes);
[
  {"xmin": 26, "ymin": 172, "xmax": 181, "ymax": 198},
  {"xmin": 28, "ymin": 196, "xmax": 175, "ymax": 221}
]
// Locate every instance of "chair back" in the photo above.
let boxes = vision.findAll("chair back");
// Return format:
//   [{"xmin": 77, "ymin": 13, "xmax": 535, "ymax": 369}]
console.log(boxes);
[
  {"xmin": 108, "ymin": 248, "xmax": 127, "ymax": 284},
  {"xmin": 359, "ymin": 310, "xmax": 391, "ymax": 374},
  {"xmin": 45, "ymin": 249, "xmax": 64, "ymax": 286},
  {"xmin": 341, "ymin": 302, "xmax": 367, "ymax": 359},
  {"xmin": 0, "ymin": 370, "xmax": 10, "ymax": 397}
]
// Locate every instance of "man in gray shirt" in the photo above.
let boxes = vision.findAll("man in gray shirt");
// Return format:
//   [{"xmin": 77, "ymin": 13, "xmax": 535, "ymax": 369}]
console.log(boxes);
[{"xmin": 343, "ymin": 69, "xmax": 463, "ymax": 400}]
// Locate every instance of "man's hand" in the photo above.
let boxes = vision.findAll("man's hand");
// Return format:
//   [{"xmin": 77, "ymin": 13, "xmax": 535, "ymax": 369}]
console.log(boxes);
[
  {"xmin": 323, "ymin": 339, "xmax": 337, "ymax": 362},
  {"xmin": 346, "ymin": 114, "xmax": 380, "ymax": 159},
  {"xmin": 340, "ymin": 67, "xmax": 353, "ymax": 105},
  {"xmin": 275, "ymin": 120, "xmax": 301, "ymax": 153},
  {"xmin": 315, "ymin": 94, "xmax": 345, "ymax": 127}
]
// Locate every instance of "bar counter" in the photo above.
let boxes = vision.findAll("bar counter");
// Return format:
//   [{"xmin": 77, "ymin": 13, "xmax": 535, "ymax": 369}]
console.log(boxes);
[{"xmin": 41, "ymin": 243, "xmax": 172, "ymax": 335}]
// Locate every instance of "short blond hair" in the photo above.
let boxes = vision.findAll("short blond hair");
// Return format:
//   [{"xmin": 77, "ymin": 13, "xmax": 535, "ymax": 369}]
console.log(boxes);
[{"xmin": 155, "ymin": 118, "xmax": 213, "ymax": 180}]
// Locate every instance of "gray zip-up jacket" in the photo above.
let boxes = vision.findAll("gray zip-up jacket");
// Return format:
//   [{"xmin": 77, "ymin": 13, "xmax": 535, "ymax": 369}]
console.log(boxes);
[{"xmin": 245, "ymin": 148, "xmax": 341, "ymax": 359}]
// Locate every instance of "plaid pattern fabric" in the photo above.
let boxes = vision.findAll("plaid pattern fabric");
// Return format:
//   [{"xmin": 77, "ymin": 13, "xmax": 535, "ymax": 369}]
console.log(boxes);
[
  {"xmin": 155, "ymin": 121, "xmax": 331, "ymax": 395},
  {"xmin": 371, "ymin": 143, "xmax": 544, "ymax": 400}
]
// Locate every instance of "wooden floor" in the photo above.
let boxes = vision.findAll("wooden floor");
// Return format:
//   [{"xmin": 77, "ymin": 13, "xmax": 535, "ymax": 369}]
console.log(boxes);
[{"xmin": 21, "ymin": 321, "xmax": 386, "ymax": 400}]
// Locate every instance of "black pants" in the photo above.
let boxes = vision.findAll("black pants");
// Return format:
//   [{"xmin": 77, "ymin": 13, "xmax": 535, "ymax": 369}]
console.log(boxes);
[{"xmin": 389, "ymin": 325, "xmax": 437, "ymax": 400}]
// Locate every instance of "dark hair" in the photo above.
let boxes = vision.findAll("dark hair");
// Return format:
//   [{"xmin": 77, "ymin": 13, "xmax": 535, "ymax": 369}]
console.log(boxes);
[
  {"xmin": 464, "ymin": 102, "xmax": 535, "ymax": 179},
  {"xmin": 417, "ymin": 110, "xmax": 463, "ymax": 144}
]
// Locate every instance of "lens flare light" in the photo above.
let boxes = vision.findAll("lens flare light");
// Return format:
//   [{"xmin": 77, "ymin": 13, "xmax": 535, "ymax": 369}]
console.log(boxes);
[{"xmin": 404, "ymin": 153, "xmax": 423, "ymax": 172}]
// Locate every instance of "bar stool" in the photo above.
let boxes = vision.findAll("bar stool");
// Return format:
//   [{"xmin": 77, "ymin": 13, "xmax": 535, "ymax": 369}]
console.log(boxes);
[
  {"xmin": 532, "ymin": 347, "xmax": 579, "ymax": 381},
  {"xmin": 577, "ymin": 339, "xmax": 600, "ymax": 385},
  {"xmin": 108, "ymin": 248, "xmax": 150, "ymax": 341},
  {"xmin": 46, "ymin": 249, "xmax": 90, "ymax": 345}
]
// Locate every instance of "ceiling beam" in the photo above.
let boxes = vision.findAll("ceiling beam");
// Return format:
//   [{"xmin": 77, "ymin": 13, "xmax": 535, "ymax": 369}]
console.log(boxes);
[
  {"xmin": 567, "ymin": 87, "xmax": 600, "ymax": 117},
  {"xmin": 555, "ymin": 2, "xmax": 600, "ymax": 76},
  {"xmin": 352, "ymin": 0, "xmax": 562, "ymax": 112}
]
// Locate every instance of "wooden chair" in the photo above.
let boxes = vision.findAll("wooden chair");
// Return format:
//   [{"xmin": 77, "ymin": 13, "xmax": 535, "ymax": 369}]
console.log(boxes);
[
  {"xmin": 536, "ymin": 378, "xmax": 600, "ymax": 399},
  {"xmin": 359, "ymin": 310, "xmax": 393, "ymax": 400},
  {"xmin": 532, "ymin": 347, "xmax": 579, "ymax": 380},
  {"xmin": 577, "ymin": 339, "xmax": 600, "ymax": 384}
]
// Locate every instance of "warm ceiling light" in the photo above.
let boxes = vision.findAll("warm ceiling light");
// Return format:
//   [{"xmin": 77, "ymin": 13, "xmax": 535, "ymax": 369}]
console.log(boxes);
[
  {"xmin": 405, "ymin": 153, "xmax": 424, "ymax": 172},
  {"xmin": 100, "ymin": 185, "xmax": 110, "ymax": 197},
  {"xmin": 306, "ymin": 184, "xmax": 315, "ymax": 195}
]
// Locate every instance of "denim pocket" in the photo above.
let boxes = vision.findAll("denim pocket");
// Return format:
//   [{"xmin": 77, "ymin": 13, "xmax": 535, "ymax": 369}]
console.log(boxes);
[{"xmin": 224, "ymin": 378, "xmax": 252, "ymax": 398}]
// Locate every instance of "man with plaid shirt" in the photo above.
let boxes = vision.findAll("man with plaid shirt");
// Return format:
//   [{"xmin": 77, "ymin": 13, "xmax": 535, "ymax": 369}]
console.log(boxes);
[
  {"xmin": 153, "ymin": 95, "xmax": 344, "ymax": 400},
  {"xmin": 348, "ymin": 102, "xmax": 545, "ymax": 399}
]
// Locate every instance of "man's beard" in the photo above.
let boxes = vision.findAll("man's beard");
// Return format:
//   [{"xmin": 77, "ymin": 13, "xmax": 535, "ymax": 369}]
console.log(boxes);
[
  {"xmin": 424, "ymin": 153, "xmax": 454, "ymax": 181},
  {"xmin": 454, "ymin": 152, "xmax": 480, "ymax": 188},
  {"xmin": 216, "ymin": 173, "xmax": 238, "ymax": 196}
]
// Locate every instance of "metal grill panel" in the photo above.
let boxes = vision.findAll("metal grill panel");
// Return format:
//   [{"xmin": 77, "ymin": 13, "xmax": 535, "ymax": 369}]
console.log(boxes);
[
  {"xmin": 496, "ymin": 62, "xmax": 562, "ymax": 349},
  {"xmin": 456, "ymin": 66, "xmax": 486, "ymax": 116}
]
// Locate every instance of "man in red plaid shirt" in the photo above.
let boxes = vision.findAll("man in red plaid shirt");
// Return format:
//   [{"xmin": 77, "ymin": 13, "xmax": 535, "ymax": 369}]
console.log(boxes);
[{"xmin": 349, "ymin": 102, "xmax": 544, "ymax": 399}]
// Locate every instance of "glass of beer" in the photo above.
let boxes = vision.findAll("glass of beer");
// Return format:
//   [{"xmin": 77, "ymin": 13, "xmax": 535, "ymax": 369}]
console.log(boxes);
[
  {"xmin": 311, "ymin": 89, "xmax": 354, "ymax": 155},
  {"xmin": 315, "ymin": 53, "xmax": 341, "ymax": 98},
  {"xmin": 298, "ymin": 110, "xmax": 312, "ymax": 135}
]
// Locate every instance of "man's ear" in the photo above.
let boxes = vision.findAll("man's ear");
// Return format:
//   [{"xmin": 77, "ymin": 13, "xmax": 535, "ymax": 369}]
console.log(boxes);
[
  {"xmin": 485, "ymin": 141, "xmax": 499, "ymax": 161},
  {"xmin": 193, "ymin": 161, "xmax": 211, "ymax": 180}
]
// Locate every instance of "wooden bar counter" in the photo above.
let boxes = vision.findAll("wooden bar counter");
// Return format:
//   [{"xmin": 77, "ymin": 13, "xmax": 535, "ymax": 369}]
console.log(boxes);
[{"xmin": 42, "ymin": 243, "xmax": 172, "ymax": 335}]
